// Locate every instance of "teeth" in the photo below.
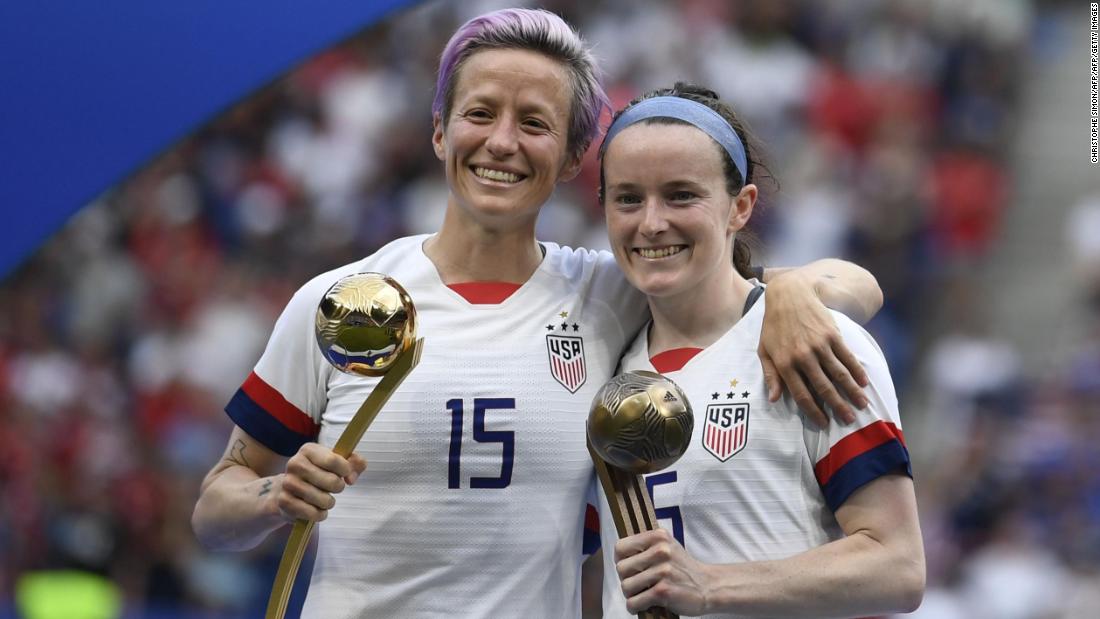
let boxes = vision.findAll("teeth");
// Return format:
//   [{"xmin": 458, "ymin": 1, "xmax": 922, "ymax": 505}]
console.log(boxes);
[
  {"xmin": 474, "ymin": 167, "xmax": 522, "ymax": 183},
  {"xmin": 638, "ymin": 246, "xmax": 684, "ymax": 259}
]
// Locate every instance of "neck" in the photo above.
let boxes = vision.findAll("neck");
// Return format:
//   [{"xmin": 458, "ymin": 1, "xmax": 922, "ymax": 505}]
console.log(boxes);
[
  {"xmin": 647, "ymin": 270, "xmax": 754, "ymax": 354},
  {"xmin": 424, "ymin": 205, "xmax": 542, "ymax": 284}
]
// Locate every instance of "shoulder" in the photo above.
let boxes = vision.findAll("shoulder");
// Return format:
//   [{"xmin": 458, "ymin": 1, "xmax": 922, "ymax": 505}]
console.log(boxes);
[
  {"xmin": 828, "ymin": 310, "xmax": 888, "ymax": 364},
  {"xmin": 541, "ymin": 242, "xmax": 643, "ymax": 306},
  {"xmin": 540, "ymin": 242, "xmax": 620, "ymax": 280},
  {"xmin": 284, "ymin": 235, "xmax": 429, "ymax": 312},
  {"xmin": 293, "ymin": 262, "xmax": 368, "ymax": 306},
  {"xmin": 299, "ymin": 235, "xmax": 430, "ymax": 293},
  {"xmin": 541, "ymin": 242, "xmax": 649, "ymax": 340},
  {"xmin": 360, "ymin": 234, "xmax": 432, "ymax": 272},
  {"xmin": 824, "ymin": 310, "xmax": 899, "ymax": 414}
]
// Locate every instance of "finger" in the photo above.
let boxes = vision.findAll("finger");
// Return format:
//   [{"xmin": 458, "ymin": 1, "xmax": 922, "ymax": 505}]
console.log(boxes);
[
  {"xmin": 613, "ymin": 529, "xmax": 668, "ymax": 563},
  {"xmin": 614, "ymin": 535, "xmax": 670, "ymax": 584},
  {"xmin": 301, "ymin": 444, "xmax": 355, "ymax": 479},
  {"xmin": 781, "ymin": 367, "xmax": 828, "ymax": 428},
  {"xmin": 758, "ymin": 348, "xmax": 782, "ymax": 402},
  {"xmin": 281, "ymin": 473, "xmax": 339, "ymax": 511},
  {"xmin": 625, "ymin": 589, "xmax": 658, "ymax": 615},
  {"xmin": 287, "ymin": 457, "xmax": 348, "ymax": 494},
  {"xmin": 621, "ymin": 565, "xmax": 667, "ymax": 606},
  {"xmin": 277, "ymin": 491, "xmax": 331, "ymax": 523},
  {"xmin": 346, "ymin": 454, "xmax": 368, "ymax": 484},
  {"xmin": 626, "ymin": 592, "xmax": 665, "ymax": 615},
  {"xmin": 617, "ymin": 542, "xmax": 672, "ymax": 595},
  {"xmin": 801, "ymin": 362, "xmax": 854, "ymax": 424},
  {"xmin": 833, "ymin": 337, "xmax": 871, "ymax": 390},
  {"xmin": 820, "ymin": 353, "xmax": 867, "ymax": 414}
]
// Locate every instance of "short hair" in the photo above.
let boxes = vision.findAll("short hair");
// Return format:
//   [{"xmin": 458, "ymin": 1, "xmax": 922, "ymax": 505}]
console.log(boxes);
[{"xmin": 433, "ymin": 8, "xmax": 609, "ymax": 162}]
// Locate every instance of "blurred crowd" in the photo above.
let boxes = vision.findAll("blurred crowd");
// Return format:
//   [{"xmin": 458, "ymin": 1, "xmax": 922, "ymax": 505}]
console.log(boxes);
[{"xmin": 1, "ymin": 0, "xmax": 1097, "ymax": 617}]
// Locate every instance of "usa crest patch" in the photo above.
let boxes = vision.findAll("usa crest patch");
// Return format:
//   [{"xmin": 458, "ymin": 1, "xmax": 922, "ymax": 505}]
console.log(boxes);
[
  {"xmin": 702, "ymin": 403, "xmax": 749, "ymax": 461},
  {"xmin": 546, "ymin": 334, "xmax": 586, "ymax": 393}
]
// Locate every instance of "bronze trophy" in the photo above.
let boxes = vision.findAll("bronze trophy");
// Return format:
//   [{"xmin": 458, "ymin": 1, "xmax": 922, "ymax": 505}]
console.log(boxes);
[
  {"xmin": 265, "ymin": 272, "xmax": 425, "ymax": 619},
  {"xmin": 588, "ymin": 370, "xmax": 694, "ymax": 619}
]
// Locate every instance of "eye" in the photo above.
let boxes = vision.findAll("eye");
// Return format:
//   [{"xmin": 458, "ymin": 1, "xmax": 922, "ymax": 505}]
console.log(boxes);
[
  {"xmin": 613, "ymin": 193, "xmax": 642, "ymax": 207},
  {"xmin": 522, "ymin": 117, "xmax": 549, "ymax": 131},
  {"xmin": 670, "ymin": 190, "xmax": 697, "ymax": 202},
  {"xmin": 463, "ymin": 108, "xmax": 492, "ymax": 121}
]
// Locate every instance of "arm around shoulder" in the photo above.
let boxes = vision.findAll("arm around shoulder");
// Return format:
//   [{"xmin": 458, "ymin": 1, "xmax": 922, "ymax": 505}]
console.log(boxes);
[
  {"xmin": 757, "ymin": 258, "xmax": 884, "ymax": 425},
  {"xmin": 762, "ymin": 259, "xmax": 883, "ymax": 325}
]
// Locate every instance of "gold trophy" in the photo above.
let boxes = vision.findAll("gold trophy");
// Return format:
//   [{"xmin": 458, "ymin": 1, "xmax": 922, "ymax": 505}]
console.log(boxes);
[
  {"xmin": 265, "ymin": 272, "xmax": 425, "ymax": 619},
  {"xmin": 588, "ymin": 371, "xmax": 694, "ymax": 619}
]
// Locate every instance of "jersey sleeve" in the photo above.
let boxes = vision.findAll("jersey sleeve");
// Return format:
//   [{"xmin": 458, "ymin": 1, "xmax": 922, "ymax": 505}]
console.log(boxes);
[
  {"xmin": 803, "ymin": 313, "xmax": 912, "ymax": 513},
  {"xmin": 224, "ymin": 276, "xmax": 332, "ymax": 456}
]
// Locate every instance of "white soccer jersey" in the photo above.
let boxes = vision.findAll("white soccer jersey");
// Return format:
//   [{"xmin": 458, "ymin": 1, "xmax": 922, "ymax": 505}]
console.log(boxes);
[
  {"xmin": 226, "ymin": 234, "xmax": 648, "ymax": 618},
  {"xmin": 597, "ymin": 292, "xmax": 911, "ymax": 619}
]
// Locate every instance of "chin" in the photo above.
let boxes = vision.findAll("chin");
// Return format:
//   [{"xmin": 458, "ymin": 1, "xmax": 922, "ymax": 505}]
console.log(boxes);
[{"xmin": 627, "ymin": 274, "xmax": 685, "ymax": 300}]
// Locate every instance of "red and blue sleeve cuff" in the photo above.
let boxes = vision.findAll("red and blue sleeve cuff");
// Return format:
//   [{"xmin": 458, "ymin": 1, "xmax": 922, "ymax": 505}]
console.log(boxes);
[
  {"xmin": 814, "ymin": 420, "xmax": 912, "ymax": 513},
  {"xmin": 225, "ymin": 372, "xmax": 319, "ymax": 457}
]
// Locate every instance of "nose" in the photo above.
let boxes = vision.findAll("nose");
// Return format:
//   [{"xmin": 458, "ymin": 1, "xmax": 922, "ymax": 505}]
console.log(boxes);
[
  {"xmin": 485, "ymin": 118, "xmax": 519, "ymax": 159},
  {"xmin": 639, "ymin": 199, "xmax": 668, "ymax": 237}
]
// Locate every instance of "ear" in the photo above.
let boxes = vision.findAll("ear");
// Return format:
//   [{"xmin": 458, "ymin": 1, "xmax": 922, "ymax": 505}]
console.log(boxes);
[
  {"xmin": 557, "ymin": 150, "xmax": 584, "ymax": 183},
  {"xmin": 728, "ymin": 183, "xmax": 757, "ymax": 233},
  {"xmin": 432, "ymin": 113, "xmax": 446, "ymax": 161}
]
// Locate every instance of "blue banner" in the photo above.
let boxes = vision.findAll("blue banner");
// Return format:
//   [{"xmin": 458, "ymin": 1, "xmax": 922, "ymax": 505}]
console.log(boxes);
[{"xmin": 0, "ymin": 0, "xmax": 424, "ymax": 278}]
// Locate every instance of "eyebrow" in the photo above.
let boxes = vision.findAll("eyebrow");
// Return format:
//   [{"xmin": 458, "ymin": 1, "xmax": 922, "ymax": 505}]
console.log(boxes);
[
  {"xmin": 606, "ymin": 178, "xmax": 709, "ymax": 193},
  {"xmin": 605, "ymin": 181, "xmax": 642, "ymax": 193},
  {"xmin": 663, "ymin": 179, "xmax": 708, "ymax": 191}
]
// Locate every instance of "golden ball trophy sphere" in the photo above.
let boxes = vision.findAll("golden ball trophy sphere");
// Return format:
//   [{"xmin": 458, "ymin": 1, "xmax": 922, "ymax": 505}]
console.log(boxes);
[
  {"xmin": 315, "ymin": 272, "xmax": 418, "ymax": 376},
  {"xmin": 266, "ymin": 273, "xmax": 424, "ymax": 619},
  {"xmin": 588, "ymin": 370, "xmax": 694, "ymax": 619}
]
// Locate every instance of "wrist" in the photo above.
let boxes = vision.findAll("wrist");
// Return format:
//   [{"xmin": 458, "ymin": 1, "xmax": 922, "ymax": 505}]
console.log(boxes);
[
  {"xmin": 698, "ymin": 562, "xmax": 736, "ymax": 615},
  {"xmin": 769, "ymin": 268, "xmax": 820, "ymax": 299},
  {"xmin": 262, "ymin": 475, "xmax": 286, "ymax": 522},
  {"xmin": 699, "ymin": 562, "xmax": 716, "ymax": 615}
]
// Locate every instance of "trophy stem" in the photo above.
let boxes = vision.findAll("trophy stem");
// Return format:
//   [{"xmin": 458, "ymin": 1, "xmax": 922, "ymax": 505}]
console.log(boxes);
[
  {"xmin": 265, "ymin": 519, "xmax": 315, "ymax": 619},
  {"xmin": 588, "ymin": 440, "xmax": 679, "ymax": 619},
  {"xmin": 265, "ymin": 338, "xmax": 425, "ymax": 619}
]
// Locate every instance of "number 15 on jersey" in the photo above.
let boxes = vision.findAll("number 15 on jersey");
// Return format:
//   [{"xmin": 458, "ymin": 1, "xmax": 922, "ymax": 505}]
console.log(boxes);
[{"xmin": 445, "ymin": 398, "xmax": 515, "ymax": 489}]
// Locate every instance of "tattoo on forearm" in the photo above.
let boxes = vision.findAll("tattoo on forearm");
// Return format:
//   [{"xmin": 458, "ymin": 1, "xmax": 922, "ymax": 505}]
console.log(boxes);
[
  {"xmin": 226, "ymin": 439, "xmax": 250, "ymax": 468},
  {"xmin": 259, "ymin": 479, "xmax": 273, "ymax": 497}
]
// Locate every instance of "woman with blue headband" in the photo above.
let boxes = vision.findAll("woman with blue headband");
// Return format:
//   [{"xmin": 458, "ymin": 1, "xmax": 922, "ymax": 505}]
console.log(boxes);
[{"xmin": 592, "ymin": 83, "xmax": 925, "ymax": 618}]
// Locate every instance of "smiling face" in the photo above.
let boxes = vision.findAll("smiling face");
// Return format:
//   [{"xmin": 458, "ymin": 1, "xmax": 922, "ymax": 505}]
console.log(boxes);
[
  {"xmin": 603, "ymin": 122, "xmax": 755, "ymax": 299},
  {"xmin": 432, "ymin": 48, "xmax": 582, "ymax": 232}
]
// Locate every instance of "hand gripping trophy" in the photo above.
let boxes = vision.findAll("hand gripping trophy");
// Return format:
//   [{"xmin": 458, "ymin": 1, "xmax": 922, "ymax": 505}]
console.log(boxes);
[
  {"xmin": 265, "ymin": 273, "xmax": 425, "ymax": 619},
  {"xmin": 588, "ymin": 371, "xmax": 694, "ymax": 619}
]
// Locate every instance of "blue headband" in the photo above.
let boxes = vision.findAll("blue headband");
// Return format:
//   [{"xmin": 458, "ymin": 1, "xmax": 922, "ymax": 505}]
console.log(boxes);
[{"xmin": 599, "ymin": 96, "xmax": 748, "ymax": 184}]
